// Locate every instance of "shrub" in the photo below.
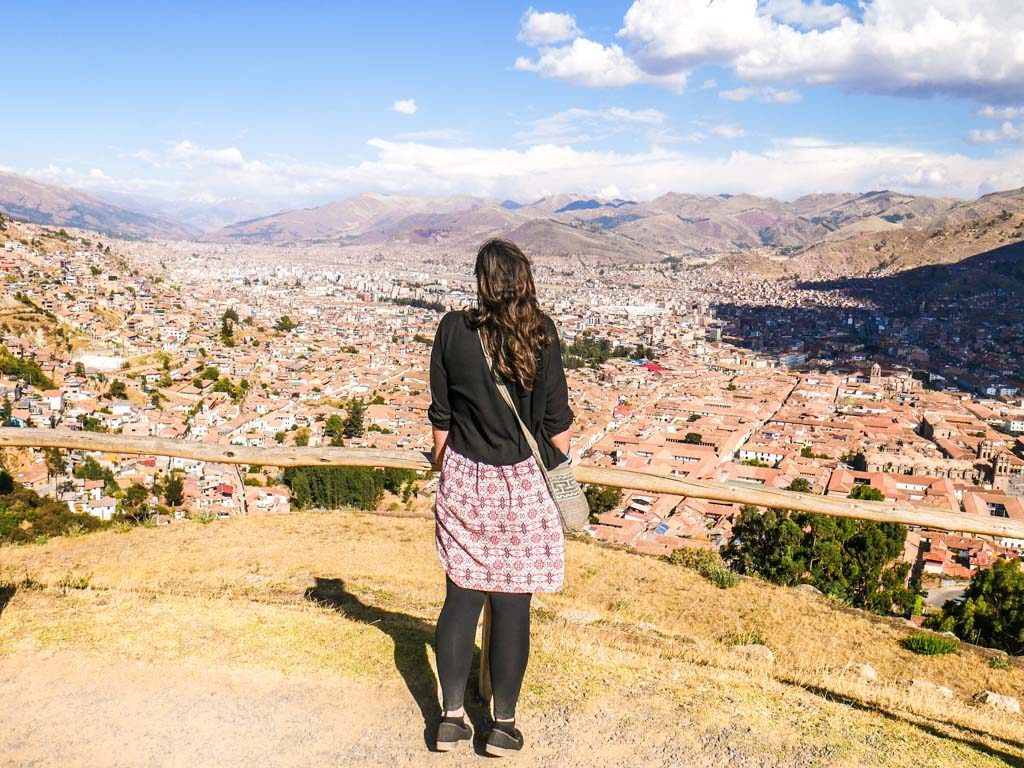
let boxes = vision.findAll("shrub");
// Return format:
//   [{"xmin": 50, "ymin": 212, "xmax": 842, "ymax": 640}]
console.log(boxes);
[
  {"xmin": 585, "ymin": 484, "xmax": 621, "ymax": 517},
  {"xmin": 707, "ymin": 568, "xmax": 740, "ymax": 589},
  {"xmin": 722, "ymin": 505, "xmax": 912, "ymax": 615},
  {"xmin": 719, "ymin": 630, "xmax": 768, "ymax": 647},
  {"xmin": 988, "ymin": 656, "xmax": 1012, "ymax": 671},
  {"xmin": 900, "ymin": 633, "xmax": 959, "ymax": 656},
  {"xmin": 927, "ymin": 558, "xmax": 1024, "ymax": 654},
  {"xmin": 669, "ymin": 547, "xmax": 739, "ymax": 589}
]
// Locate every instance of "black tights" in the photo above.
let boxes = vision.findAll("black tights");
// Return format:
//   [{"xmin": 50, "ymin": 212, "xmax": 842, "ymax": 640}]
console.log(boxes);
[{"xmin": 435, "ymin": 576, "xmax": 532, "ymax": 721}]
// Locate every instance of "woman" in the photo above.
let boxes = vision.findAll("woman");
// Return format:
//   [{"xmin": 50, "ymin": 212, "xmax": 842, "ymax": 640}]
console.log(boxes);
[{"xmin": 427, "ymin": 238, "xmax": 573, "ymax": 756}]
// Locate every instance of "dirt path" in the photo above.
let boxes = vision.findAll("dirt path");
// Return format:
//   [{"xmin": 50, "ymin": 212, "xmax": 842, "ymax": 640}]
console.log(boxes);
[{"xmin": 0, "ymin": 650, "xmax": 739, "ymax": 768}]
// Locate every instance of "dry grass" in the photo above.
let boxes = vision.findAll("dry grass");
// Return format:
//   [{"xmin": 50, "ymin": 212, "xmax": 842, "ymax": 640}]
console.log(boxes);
[{"xmin": 2, "ymin": 510, "xmax": 1023, "ymax": 767}]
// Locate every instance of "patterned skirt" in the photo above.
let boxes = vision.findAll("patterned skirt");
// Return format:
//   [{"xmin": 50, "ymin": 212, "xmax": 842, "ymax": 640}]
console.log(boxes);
[{"xmin": 435, "ymin": 447, "xmax": 565, "ymax": 593}]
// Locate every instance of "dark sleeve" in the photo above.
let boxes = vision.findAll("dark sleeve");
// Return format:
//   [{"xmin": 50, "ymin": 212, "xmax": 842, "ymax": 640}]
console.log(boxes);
[
  {"xmin": 543, "ymin": 319, "xmax": 574, "ymax": 435},
  {"xmin": 427, "ymin": 316, "xmax": 451, "ymax": 430}
]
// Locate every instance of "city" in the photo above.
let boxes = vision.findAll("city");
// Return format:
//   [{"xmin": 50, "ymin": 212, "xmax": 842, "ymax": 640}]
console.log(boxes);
[{"xmin": 2, "ymin": 212, "xmax": 1022, "ymax": 614}]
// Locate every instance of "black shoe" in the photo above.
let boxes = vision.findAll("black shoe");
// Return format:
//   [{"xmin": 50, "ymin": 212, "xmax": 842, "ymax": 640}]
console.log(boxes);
[
  {"xmin": 435, "ymin": 715, "xmax": 472, "ymax": 752},
  {"xmin": 485, "ymin": 720, "xmax": 524, "ymax": 757}
]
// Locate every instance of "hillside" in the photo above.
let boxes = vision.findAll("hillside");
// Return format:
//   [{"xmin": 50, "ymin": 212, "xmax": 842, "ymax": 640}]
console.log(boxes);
[
  {"xmin": 201, "ymin": 188, "xmax": 980, "ymax": 259},
  {"xmin": 2, "ymin": 512, "xmax": 1022, "ymax": 767},
  {"xmin": 711, "ymin": 207, "xmax": 1024, "ymax": 283},
  {"xmin": 204, "ymin": 193, "xmax": 487, "ymax": 245},
  {"xmin": 0, "ymin": 171, "xmax": 199, "ymax": 240}
]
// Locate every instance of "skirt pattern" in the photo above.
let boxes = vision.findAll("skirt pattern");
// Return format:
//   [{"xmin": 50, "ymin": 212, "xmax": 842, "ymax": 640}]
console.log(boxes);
[{"xmin": 435, "ymin": 447, "xmax": 565, "ymax": 593}]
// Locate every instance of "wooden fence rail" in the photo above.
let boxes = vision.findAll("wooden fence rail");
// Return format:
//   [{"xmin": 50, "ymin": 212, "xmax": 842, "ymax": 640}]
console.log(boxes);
[{"xmin": 0, "ymin": 427, "xmax": 1021, "ymax": 539}]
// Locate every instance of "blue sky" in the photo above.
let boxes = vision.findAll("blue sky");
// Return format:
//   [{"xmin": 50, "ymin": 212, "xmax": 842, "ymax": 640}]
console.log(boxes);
[{"xmin": 5, "ymin": 0, "xmax": 1024, "ymax": 207}]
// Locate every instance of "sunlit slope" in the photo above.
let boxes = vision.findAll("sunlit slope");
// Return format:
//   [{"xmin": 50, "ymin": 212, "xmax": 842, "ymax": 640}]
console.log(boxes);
[{"xmin": 1, "ymin": 511, "xmax": 1022, "ymax": 768}]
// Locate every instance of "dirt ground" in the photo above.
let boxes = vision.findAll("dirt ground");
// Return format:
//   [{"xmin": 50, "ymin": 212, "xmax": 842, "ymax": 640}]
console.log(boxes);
[
  {"xmin": 0, "ymin": 649, "xmax": 778, "ymax": 768},
  {"xmin": 2, "ymin": 513, "xmax": 1023, "ymax": 768}
]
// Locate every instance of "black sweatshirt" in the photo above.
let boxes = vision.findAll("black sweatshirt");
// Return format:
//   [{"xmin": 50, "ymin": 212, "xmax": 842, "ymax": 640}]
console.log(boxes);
[{"xmin": 427, "ymin": 310, "xmax": 574, "ymax": 470}]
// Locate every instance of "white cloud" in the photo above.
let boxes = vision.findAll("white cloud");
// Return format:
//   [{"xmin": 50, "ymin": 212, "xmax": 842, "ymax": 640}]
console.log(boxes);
[
  {"xmin": 516, "ymin": 0, "xmax": 1024, "ymax": 102},
  {"xmin": 515, "ymin": 106, "xmax": 667, "ymax": 145},
  {"xmin": 26, "ymin": 135, "xmax": 1024, "ymax": 206},
  {"xmin": 720, "ymin": 86, "xmax": 759, "ymax": 102},
  {"xmin": 709, "ymin": 123, "xmax": 748, "ymax": 138},
  {"xmin": 517, "ymin": 7, "xmax": 580, "ymax": 45},
  {"xmin": 978, "ymin": 105, "xmax": 1024, "ymax": 120},
  {"xmin": 514, "ymin": 37, "xmax": 686, "ymax": 91},
  {"xmin": 721, "ymin": 85, "xmax": 801, "ymax": 102},
  {"xmin": 760, "ymin": 0, "xmax": 849, "ymax": 28},
  {"xmin": 623, "ymin": 0, "xmax": 770, "ymax": 72},
  {"xmin": 650, "ymin": 129, "xmax": 706, "ymax": 144},
  {"xmin": 967, "ymin": 122, "xmax": 1024, "ymax": 144},
  {"xmin": 394, "ymin": 129, "xmax": 467, "ymax": 142},
  {"xmin": 171, "ymin": 140, "xmax": 248, "ymax": 168},
  {"xmin": 391, "ymin": 99, "xmax": 418, "ymax": 115},
  {"xmin": 700, "ymin": 79, "xmax": 718, "ymax": 89}
]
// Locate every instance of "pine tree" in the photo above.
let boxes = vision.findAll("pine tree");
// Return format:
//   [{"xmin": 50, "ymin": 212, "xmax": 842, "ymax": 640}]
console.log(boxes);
[{"xmin": 344, "ymin": 398, "xmax": 366, "ymax": 438}]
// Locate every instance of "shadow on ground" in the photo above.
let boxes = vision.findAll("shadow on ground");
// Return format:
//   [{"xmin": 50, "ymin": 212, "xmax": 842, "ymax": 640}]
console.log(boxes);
[
  {"xmin": 304, "ymin": 576, "xmax": 491, "ymax": 753},
  {"xmin": 0, "ymin": 585, "xmax": 13, "ymax": 620},
  {"xmin": 793, "ymin": 680, "xmax": 1024, "ymax": 767}
]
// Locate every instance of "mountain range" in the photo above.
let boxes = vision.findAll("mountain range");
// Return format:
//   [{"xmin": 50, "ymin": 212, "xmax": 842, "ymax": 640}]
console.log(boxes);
[
  {"xmin": 0, "ymin": 171, "xmax": 199, "ymax": 240},
  {"xmin": 1, "ymin": 169, "xmax": 1023, "ymax": 277}
]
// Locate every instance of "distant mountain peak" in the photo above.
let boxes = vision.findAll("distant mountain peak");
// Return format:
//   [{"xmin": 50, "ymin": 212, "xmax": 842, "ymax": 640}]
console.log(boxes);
[{"xmin": 555, "ymin": 199, "xmax": 603, "ymax": 213}]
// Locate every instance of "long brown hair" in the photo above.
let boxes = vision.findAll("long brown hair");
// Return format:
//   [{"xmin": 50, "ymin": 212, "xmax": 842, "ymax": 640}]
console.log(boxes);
[{"xmin": 466, "ymin": 238, "xmax": 549, "ymax": 390}]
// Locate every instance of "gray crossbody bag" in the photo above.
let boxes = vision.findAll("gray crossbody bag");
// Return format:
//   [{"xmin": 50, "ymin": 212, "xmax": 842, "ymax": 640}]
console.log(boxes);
[{"xmin": 477, "ymin": 330, "xmax": 589, "ymax": 533}]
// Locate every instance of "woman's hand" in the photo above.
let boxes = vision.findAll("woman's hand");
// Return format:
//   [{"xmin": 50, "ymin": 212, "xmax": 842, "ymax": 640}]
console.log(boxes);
[
  {"xmin": 432, "ymin": 427, "xmax": 450, "ymax": 468},
  {"xmin": 549, "ymin": 428, "xmax": 571, "ymax": 456}
]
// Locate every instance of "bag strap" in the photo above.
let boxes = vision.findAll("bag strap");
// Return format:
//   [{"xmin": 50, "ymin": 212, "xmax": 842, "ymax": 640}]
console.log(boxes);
[{"xmin": 477, "ymin": 329, "xmax": 549, "ymax": 474}]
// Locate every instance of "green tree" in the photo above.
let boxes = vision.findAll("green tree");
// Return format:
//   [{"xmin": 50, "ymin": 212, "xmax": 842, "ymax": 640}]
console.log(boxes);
[
  {"xmin": 106, "ymin": 379, "xmax": 127, "ymax": 399},
  {"xmin": 344, "ymin": 398, "xmax": 366, "ymax": 438},
  {"xmin": 787, "ymin": 477, "xmax": 812, "ymax": 494},
  {"xmin": 684, "ymin": 432, "xmax": 703, "ymax": 445},
  {"xmin": 274, "ymin": 315, "xmax": 296, "ymax": 332},
  {"xmin": 929, "ymin": 558, "xmax": 1024, "ymax": 654},
  {"xmin": 0, "ymin": 346, "xmax": 54, "ymax": 388},
  {"xmin": 325, "ymin": 414, "xmax": 346, "ymax": 446},
  {"xmin": 722, "ymin": 506, "xmax": 807, "ymax": 585},
  {"xmin": 162, "ymin": 473, "xmax": 184, "ymax": 507},
  {"xmin": 381, "ymin": 467, "xmax": 417, "ymax": 494},
  {"xmin": 722, "ymin": 504, "xmax": 911, "ymax": 614},
  {"xmin": 848, "ymin": 484, "xmax": 885, "ymax": 501},
  {"xmin": 73, "ymin": 456, "xmax": 118, "ymax": 494},
  {"xmin": 282, "ymin": 466, "xmax": 385, "ymax": 511},
  {"xmin": 44, "ymin": 448, "xmax": 65, "ymax": 479},
  {"xmin": 295, "ymin": 427, "xmax": 311, "ymax": 447},
  {"xmin": 563, "ymin": 333, "xmax": 616, "ymax": 368},
  {"xmin": 212, "ymin": 377, "xmax": 242, "ymax": 402},
  {"xmin": 585, "ymin": 485, "xmax": 622, "ymax": 517},
  {"xmin": 0, "ymin": 473, "xmax": 106, "ymax": 543},
  {"xmin": 117, "ymin": 485, "xmax": 150, "ymax": 524},
  {"xmin": 840, "ymin": 451, "xmax": 867, "ymax": 471},
  {"xmin": 74, "ymin": 361, "xmax": 86, "ymax": 377}
]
